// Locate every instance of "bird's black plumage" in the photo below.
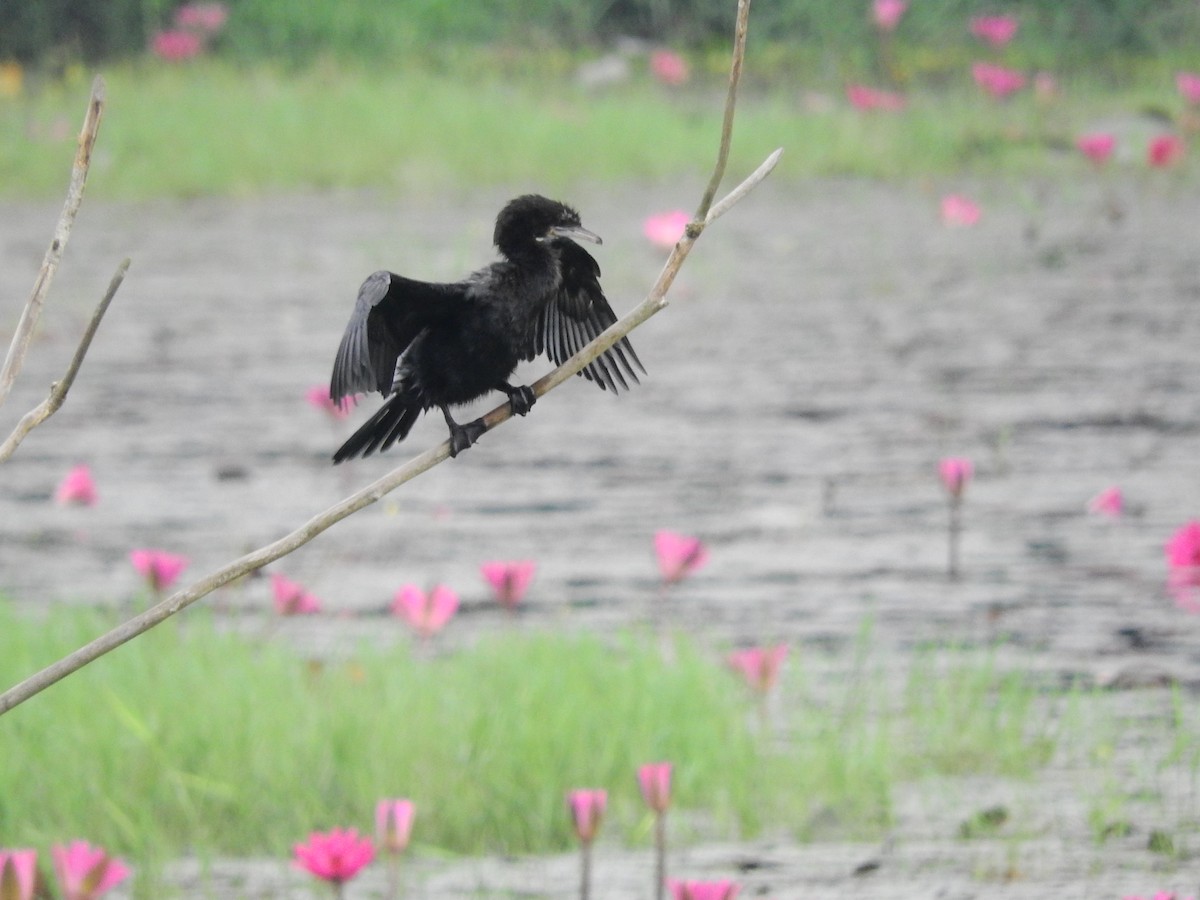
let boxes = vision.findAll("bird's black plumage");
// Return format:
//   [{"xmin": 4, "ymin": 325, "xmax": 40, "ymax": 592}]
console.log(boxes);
[{"xmin": 329, "ymin": 194, "xmax": 643, "ymax": 462}]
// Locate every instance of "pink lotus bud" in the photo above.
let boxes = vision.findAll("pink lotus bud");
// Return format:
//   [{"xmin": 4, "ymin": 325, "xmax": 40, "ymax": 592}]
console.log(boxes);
[
  {"xmin": 376, "ymin": 798, "xmax": 416, "ymax": 855},
  {"xmin": 846, "ymin": 84, "xmax": 906, "ymax": 112},
  {"xmin": 567, "ymin": 789, "xmax": 607, "ymax": 844},
  {"xmin": 1177, "ymin": 71, "xmax": 1200, "ymax": 106},
  {"xmin": 972, "ymin": 62, "xmax": 1026, "ymax": 99},
  {"xmin": 52, "ymin": 841, "xmax": 130, "ymax": 900},
  {"xmin": 270, "ymin": 573, "xmax": 322, "ymax": 615},
  {"xmin": 643, "ymin": 211, "xmax": 691, "ymax": 249},
  {"xmin": 0, "ymin": 849, "xmax": 37, "ymax": 900},
  {"xmin": 938, "ymin": 457, "xmax": 974, "ymax": 498},
  {"xmin": 650, "ymin": 50, "xmax": 689, "ymax": 86},
  {"xmin": 872, "ymin": 0, "xmax": 907, "ymax": 32},
  {"xmin": 637, "ymin": 762, "xmax": 673, "ymax": 813},
  {"xmin": 654, "ymin": 530, "xmax": 709, "ymax": 584},
  {"xmin": 728, "ymin": 644, "xmax": 788, "ymax": 695},
  {"xmin": 392, "ymin": 584, "xmax": 459, "ymax": 638},
  {"xmin": 668, "ymin": 879, "xmax": 741, "ymax": 900},
  {"xmin": 174, "ymin": 2, "xmax": 229, "ymax": 34},
  {"xmin": 969, "ymin": 15, "xmax": 1018, "ymax": 48},
  {"xmin": 940, "ymin": 195, "xmax": 981, "ymax": 227},
  {"xmin": 55, "ymin": 464, "xmax": 97, "ymax": 506},
  {"xmin": 307, "ymin": 384, "xmax": 357, "ymax": 420},
  {"xmin": 129, "ymin": 549, "xmax": 189, "ymax": 593},
  {"xmin": 1077, "ymin": 132, "xmax": 1115, "ymax": 165},
  {"xmin": 1148, "ymin": 134, "xmax": 1185, "ymax": 168},
  {"xmin": 1087, "ymin": 486, "xmax": 1123, "ymax": 518},
  {"xmin": 150, "ymin": 30, "xmax": 203, "ymax": 62},
  {"xmin": 480, "ymin": 560, "xmax": 536, "ymax": 610}
]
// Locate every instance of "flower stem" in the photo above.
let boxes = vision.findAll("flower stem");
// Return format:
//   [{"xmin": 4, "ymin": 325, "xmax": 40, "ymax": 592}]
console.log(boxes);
[
  {"xmin": 947, "ymin": 495, "xmax": 962, "ymax": 580},
  {"xmin": 385, "ymin": 853, "xmax": 401, "ymax": 900},
  {"xmin": 653, "ymin": 811, "xmax": 667, "ymax": 900},
  {"xmin": 580, "ymin": 839, "xmax": 592, "ymax": 900}
]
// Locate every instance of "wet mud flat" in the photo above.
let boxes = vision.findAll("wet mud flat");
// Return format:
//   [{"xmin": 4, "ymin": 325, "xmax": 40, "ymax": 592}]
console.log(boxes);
[{"xmin": 2, "ymin": 176, "xmax": 1199, "ymax": 895}]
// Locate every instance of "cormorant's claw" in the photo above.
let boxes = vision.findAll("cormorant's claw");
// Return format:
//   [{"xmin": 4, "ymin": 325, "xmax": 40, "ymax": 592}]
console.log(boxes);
[
  {"xmin": 505, "ymin": 384, "xmax": 537, "ymax": 417},
  {"xmin": 447, "ymin": 419, "xmax": 487, "ymax": 458}
]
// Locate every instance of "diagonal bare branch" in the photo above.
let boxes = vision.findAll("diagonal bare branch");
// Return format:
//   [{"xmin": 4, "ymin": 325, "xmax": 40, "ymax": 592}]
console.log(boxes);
[
  {"xmin": 0, "ymin": 0, "xmax": 778, "ymax": 717},
  {"xmin": 0, "ymin": 259, "xmax": 130, "ymax": 463},
  {"xmin": 695, "ymin": 0, "xmax": 752, "ymax": 222},
  {"xmin": 0, "ymin": 76, "xmax": 106, "ymax": 410}
]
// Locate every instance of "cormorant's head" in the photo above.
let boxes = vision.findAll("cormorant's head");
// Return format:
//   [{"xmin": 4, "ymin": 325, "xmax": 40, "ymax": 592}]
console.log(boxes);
[{"xmin": 494, "ymin": 194, "xmax": 602, "ymax": 257}]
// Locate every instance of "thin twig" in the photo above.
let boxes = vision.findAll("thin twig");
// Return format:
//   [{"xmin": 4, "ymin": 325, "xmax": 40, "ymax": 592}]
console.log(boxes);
[
  {"xmin": 0, "ymin": 76, "xmax": 106, "ymax": 410},
  {"xmin": 695, "ymin": 0, "xmax": 752, "ymax": 221},
  {"xmin": 0, "ymin": 2, "xmax": 780, "ymax": 716},
  {"xmin": 704, "ymin": 148, "xmax": 782, "ymax": 225},
  {"xmin": 0, "ymin": 259, "xmax": 130, "ymax": 463},
  {"xmin": 0, "ymin": 438, "xmax": 451, "ymax": 714}
]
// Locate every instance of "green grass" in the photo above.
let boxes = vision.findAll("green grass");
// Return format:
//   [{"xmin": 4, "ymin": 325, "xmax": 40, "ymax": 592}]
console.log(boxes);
[
  {"xmin": 0, "ymin": 56, "xmax": 1194, "ymax": 201},
  {"xmin": 0, "ymin": 601, "xmax": 1061, "ymax": 895}
]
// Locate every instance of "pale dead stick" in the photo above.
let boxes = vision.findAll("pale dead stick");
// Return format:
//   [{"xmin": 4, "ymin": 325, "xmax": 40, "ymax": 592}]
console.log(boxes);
[
  {"xmin": 0, "ymin": 75, "xmax": 109, "ymax": 412},
  {"xmin": 0, "ymin": 259, "xmax": 130, "ymax": 462}
]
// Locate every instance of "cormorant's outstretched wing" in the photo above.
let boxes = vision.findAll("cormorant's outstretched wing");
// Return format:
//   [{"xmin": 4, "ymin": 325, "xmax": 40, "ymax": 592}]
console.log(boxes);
[
  {"xmin": 532, "ymin": 241, "xmax": 645, "ymax": 393},
  {"xmin": 330, "ymin": 270, "xmax": 464, "ymax": 400}
]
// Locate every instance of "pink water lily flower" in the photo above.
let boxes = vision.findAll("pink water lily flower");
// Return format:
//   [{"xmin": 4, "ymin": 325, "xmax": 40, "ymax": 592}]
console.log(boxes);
[
  {"xmin": 129, "ymin": 548, "xmax": 189, "ymax": 593},
  {"xmin": 1033, "ymin": 71, "xmax": 1058, "ymax": 103},
  {"xmin": 1087, "ymin": 486, "xmax": 1123, "ymax": 518},
  {"xmin": 668, "ymin": 879, "xmax": 740, "ymax": 900},
  {"xmin": 151, "ymin": 29, "xmax": 202, "ymax": 61},
  {"xmin": 1165, "ymin": 521, "xmax": 1200, "ymax": 571},
  {"xmin": 654, "ymin": 530, "xmax": 709, "ymax": 584},
  {"xmin": 872, "ymin": 0, "xmax": 907, "ymax": 31},
  {"xmin": 1166, "ymin": 522, "xmax": 1200, "ymax": 611},
  {"xmin": 52, "ymin": 841, "xmax": 130, "ymax": 900},
  {"xmin": 376, "ymin": 798, "xmax": 416, "ymax": 854},
  {"xmin": 1148, "ymin": 134, "xmax": 1185, "ymax": 168},
  {"xmin": 650, "ymin": 50, "xmax": 689, "ymax": 86},
  {"xmin": 174, "ymin": 2, "xmax": 228, "ymax": 34},
  {"xmin": 271, "ymin": 572, "xmax": 322, "ymax": 615},
  {"xmin": 728, "ymin": 644, "xmax": 788, "ymax": 695},
  {"xmin": 846, "ymin": 84, "xmax": 906, "ymax": 112},
  {"xmin": 55, "ymin": 463, "xmax": 97, "ymax": 506},
  {"xmin": 307, "ymin": 385, "xmax": 356, "ymax": 420},
  {"xmin": 0, "ymin": 849, "xmax": 37, "ymax": 900},
  {"xmin": 567, "ymin": 789, "xmax": 607, "ymax": 844},
  {"xmin": 940, "ymin": 195, "xmax": 981, "ymax": 227},
  {"xmin": 1077, "ymin": 132, "xmax": 1115, "ymax": 165},
  {"xmin": 969, "ymin": 15, "xmax": 1018, "ymax": 48},
  {"xmin": 938, "ymin": 457, "xmax": 974, "ymax": 497},
  {"xmin": 480, "ymin": 560, "xmax": 536, "ymax": 611},
  {"xmin": 1123, "ymin": 893, "xmax": 1197, "ymax": 900},
  {"xmin": 293, "ymin": 828, "xmax": 374, "ymax": 886},
  {"xmin": 392, "ymin": 584, "xmax": 459, "ymax": 638},
  {"xmin": 643, "ymin": 211, "xmax": 690, "ymax": 249},
  {"xmin": 1177, "ymin": 72, "xmax": 1200, "ymax": 106},
  {"xmin": 637, "ymin": 762, "xmax": 673, "ymax": 813},
  {"xmin": 972, "ymin": 62, "xmax": 1026, "ymax": 99}
]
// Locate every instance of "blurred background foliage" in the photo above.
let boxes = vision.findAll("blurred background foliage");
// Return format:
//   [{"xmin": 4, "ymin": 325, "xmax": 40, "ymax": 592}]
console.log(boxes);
[{"xmin": 2, "ymin": 0, "xmax": 1199, "ymax": 69}]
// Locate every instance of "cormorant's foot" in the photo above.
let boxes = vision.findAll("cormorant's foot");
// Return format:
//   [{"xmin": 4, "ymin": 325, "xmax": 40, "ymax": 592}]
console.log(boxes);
[
  {"xmin": 507, "ymin": 385, "xmax": 536, "ymax": 417},
  {"xmin": 447, "ymin": 419, "xmax": 487, "ymax": 458}
]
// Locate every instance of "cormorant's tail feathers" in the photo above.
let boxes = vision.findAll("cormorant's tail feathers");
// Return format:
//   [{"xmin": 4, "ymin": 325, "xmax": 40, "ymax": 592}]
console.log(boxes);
[{"xmin": 332, "ymin": 394, "xmax": 423, "ymax": 463}]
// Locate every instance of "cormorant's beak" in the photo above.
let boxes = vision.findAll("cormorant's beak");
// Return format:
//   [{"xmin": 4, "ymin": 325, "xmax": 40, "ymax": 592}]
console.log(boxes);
[{"xmin": 546, "ymin": 224, "xmax": 603, "ymax": 245}]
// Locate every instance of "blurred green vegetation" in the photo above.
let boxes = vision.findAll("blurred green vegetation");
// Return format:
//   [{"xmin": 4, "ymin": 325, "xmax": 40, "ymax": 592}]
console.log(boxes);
[
  {"xmin": 2, "ymin": 2, "xmax": 1197, "ymax": 199},
  {"xmin": 1, "ymin": 58, "xmax": 1193, "ymax": 201},
  {"xmin": 0, "ymin": 600, "xmax": 1063, "ymax": 896},
  {"xmin": 2, "ymin": 0, "xmax": 1199, "ymax": 67}
]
